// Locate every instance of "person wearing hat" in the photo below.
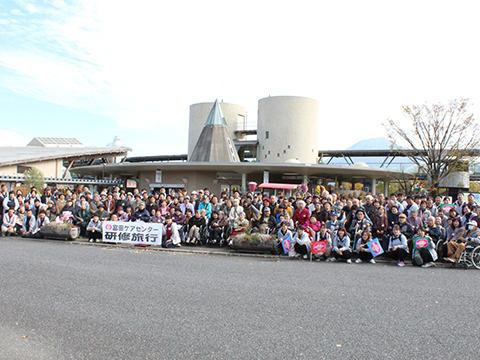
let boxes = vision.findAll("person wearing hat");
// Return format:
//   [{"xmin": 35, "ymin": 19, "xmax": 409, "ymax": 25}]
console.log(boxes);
[
  {"xmin": 180, "ymin": 196, "xmax": 194, "ymax": 215},
  {"xmin": 255, "ymin": 206, "xmax": 277, "ymax": 234},
  {"xmin": 261, "ymin": 197, "xmax": 274, "ymax": 215},
  {"xmin": 398, "ymin": 213, "xmax": 415, "ymax": 251},
  {"xmin": 132, "ymin": 202, "xmax": 150, "ymax": 222},
  {"xmin": 1, "ymin": 206, "xmax": 17, "ymax": 236},
  {"xmin": 326, "ymin": 211, "xmax": 341, "ymax": 235},
  {"xmin": 96, "ymin": 203, "xmax": 110, "ymax": 221},
  {"xmin": 60, "ymin": 198, "xmax": 75, "ymax": 217}
]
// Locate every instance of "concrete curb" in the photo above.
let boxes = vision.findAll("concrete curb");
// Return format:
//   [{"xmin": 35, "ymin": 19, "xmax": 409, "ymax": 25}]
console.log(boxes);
[{"xmin": 4, "ymin": 236, "xmax": 461, "ymax": 268}]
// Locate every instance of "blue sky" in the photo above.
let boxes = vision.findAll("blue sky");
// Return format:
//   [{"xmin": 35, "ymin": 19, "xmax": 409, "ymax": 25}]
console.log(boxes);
[{"xmin": 1, "ymin": 0, "xmax": 480, "ymax": 155}]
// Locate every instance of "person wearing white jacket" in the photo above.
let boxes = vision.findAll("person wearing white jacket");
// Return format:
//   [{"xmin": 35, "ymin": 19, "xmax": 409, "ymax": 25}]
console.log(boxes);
[
  {"xmin": 2, "ymin": 207, "xmax": 17, "ymax": 236},
  {"xmin": 162, "ymin": 214, "xmax": 181, "ymax": 248},
  {"xmin": 290, "ymin": 225, "xmax": 311, "ymax": 259},
  {"xmin": 21, "ymin": 209, "xmax": 37, "ymax": 237}
]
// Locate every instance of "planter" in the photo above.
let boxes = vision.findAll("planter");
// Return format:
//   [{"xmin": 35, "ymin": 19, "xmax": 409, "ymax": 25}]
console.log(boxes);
[
  {"xmin": 40, "ymin": 226, "xmax": 80, "ymax": 240},
  {"xmin": 230, "ymin": 238, "xmax": 279, "ymax": 255}
]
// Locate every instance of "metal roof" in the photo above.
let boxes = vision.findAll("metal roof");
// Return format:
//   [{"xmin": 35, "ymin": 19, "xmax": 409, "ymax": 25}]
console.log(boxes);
[
  {"xmin": 27, "ymin": 137, "xmax": 84, "ymax": 147},
  {"xmin": 71, "ymin": 161, "xmax": 413, "ymax": 181},
  {"xmin": 0, "ymin": 146, "xmax": 132, "ymax": 167}
]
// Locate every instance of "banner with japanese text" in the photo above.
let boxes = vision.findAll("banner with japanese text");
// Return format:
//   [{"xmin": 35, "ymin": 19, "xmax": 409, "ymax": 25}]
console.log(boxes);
[{"xmin": 102, "ymin": 221, "xmax": 163, "ymax": 245}]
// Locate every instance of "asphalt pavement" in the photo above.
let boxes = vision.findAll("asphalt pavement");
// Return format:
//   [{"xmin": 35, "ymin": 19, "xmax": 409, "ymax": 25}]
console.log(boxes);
[{"xmin": 1, "ymin": 238, "xmax": 479, "ymax": 359}]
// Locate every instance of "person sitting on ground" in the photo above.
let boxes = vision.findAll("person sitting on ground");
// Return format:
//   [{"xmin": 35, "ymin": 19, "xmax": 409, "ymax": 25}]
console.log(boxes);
[
  {"xmin": 290, "ymin": 225, "xmax": 311, "ymax": 260},
  {"xmin": 132, "ymin": 202, "xmax": 150, "ymax": 222},
  {"xmin": 162, "ymin": 214, "xmax": 181, "ymax": 248},
  {"xmin": 2, "ymin": 207, "xmax": 17, "ymax": 237},
  {"xmin": 15, "ymin": 206, "xmax": 25, "ymax": 235},
  {"xmin": 355, "ymin": 230, "xmax": 376, "ymax": 264},
  {"xmin": 31, "ymin": 210, "xmax": 49, "ymax": 239},
  {"xmin": 331, "ymin": 226, "xmax": 352, "ymax": 263},
  {"xmin": 86, "ymin": 213, "xmax": 103, "ymax": 242},
  {"xmin": 277, "ymin": 221, "xmax": 293, "ymax": 255},
  {"xmin": 411, "ymin": 227, "xmax": 437, "ymax": 268},
  {"xmin": 386, "ymin": 224, "xmax": 409, "ymax": 267},
  {"xmin": 313, "ymin": 224, "xmax": 332, "ymax": 261},
  {"xmin": 186, "ymin": 209, "xmax": 206, "ymax": 244},
  {"xmin": 21, "ymin": 209, "xmax": 37, "ymax": 238}
]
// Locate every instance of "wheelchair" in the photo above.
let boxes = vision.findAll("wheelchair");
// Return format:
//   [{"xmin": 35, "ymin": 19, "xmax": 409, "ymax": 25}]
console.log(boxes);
[{"xmin": 451, "ymin": 244, "xmax": 480, "ymax": 269}]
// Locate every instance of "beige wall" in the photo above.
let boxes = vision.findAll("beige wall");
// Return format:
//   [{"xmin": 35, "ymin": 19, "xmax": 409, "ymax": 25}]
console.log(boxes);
[
  {"xmin": 257, "ymin": 96, "xmax": 319, "ymax": 164},
  {"xmin": 188, "ymin": 102, "xmax": 247, "ymax": 159},
  {"xmin": 0, "ymin": 159, "xmax": 64, "ymax": 178},
  {"xmin": 134, "ymin": 169, "xmax": 263, "ymax": 195}
]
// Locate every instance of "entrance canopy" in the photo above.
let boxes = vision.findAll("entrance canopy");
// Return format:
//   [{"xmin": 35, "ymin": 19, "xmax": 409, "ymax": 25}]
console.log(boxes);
[{"xmin": 258, "ymin": 183, "xmax": 299, "ymax": 190}]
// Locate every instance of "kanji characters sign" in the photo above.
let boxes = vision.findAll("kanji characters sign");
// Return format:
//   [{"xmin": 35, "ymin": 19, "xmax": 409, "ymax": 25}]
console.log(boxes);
[{"xmin": 102, "ymin": 221, "xmax": 163, "ymax": 245}]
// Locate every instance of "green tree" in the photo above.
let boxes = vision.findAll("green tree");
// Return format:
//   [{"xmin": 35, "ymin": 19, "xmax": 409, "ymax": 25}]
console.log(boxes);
[
  {"xmin": 23, "ymin": 167, "xmax": 45, "ymax": 191},
  {"xmin": 384, "ymin": 99, "xmax": 480, "ymax": 195}
]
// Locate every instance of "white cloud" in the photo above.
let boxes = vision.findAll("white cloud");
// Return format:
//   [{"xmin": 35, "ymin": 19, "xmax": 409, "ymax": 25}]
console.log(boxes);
[
  {"xmin": 0, "ymin": 129, "xmax": 30, "ymax": 146},
  {"xmin": 0, "ymin": 0, "xmax": 480, "ymax": 154}
]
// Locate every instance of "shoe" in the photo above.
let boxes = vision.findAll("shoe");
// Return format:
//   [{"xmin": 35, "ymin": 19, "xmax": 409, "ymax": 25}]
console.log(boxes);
[
  {"xmin": 397, "ymin": 260, "xmax": 405, "ymax": 267},
  {"xmin": 347, "ymin": 259, "xmax": 352, "ymax": 264},
  {"xmin": 421, "ymin": 262, "xmax": 435, "ymax": 268},
  {"xmin": 303, "ymin": 254, "xmax": 308, "ymax": 259},
  {"xmin": 328, "ymin": 258, "xmax": 337, "ymax": 262},
  {"xmin": 444, "ymin": 257, "xmax": 456, "ymax": 263},
  {"xmin": 89, "ymin": 239, "xmax": 94, "ymax": 243},
  {"xmin": 355, "ymin": 258, "xmax": 362, "ymax": 263},
  {"xmin": 177, "ymin": 243, "xmax": 182, "ymax": 247},
  {"xmin": 369, "ymin": 259, "xmax": 376, "ymax": 264},
  {"xmin": 186, "ymin": 237, "xmax": 191, "ymax": 243},
  {"xmin": 192, "ymin": 237, "xmax": 196, "ymax": 244}
]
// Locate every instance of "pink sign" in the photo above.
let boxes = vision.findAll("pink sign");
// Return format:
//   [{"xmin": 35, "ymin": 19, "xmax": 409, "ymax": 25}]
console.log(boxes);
[{"xmin": 414, "ymin": 237, "xmax": 430, "ymax": 250}]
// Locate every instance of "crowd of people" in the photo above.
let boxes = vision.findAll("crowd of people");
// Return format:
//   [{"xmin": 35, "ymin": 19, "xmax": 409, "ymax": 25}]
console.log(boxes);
[{"xmin": 2, "ymin": 183, "xmax": 480, "ymax": 268}]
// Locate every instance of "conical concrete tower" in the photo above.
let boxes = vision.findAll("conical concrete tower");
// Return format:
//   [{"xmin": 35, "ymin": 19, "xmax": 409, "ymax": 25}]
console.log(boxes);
[{"xmin": 189, "ymin": 100, "xmax": 240, "ymax": 162}]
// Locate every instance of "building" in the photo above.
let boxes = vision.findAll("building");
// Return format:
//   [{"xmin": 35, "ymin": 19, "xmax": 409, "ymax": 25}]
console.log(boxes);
[
  {"xmin": 71, "ymin": 96, "xmax": 412, "ymax": 195},
  {"xmin": 0, "ymin": 137, "xmax": 131, "ymax": 190}
]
